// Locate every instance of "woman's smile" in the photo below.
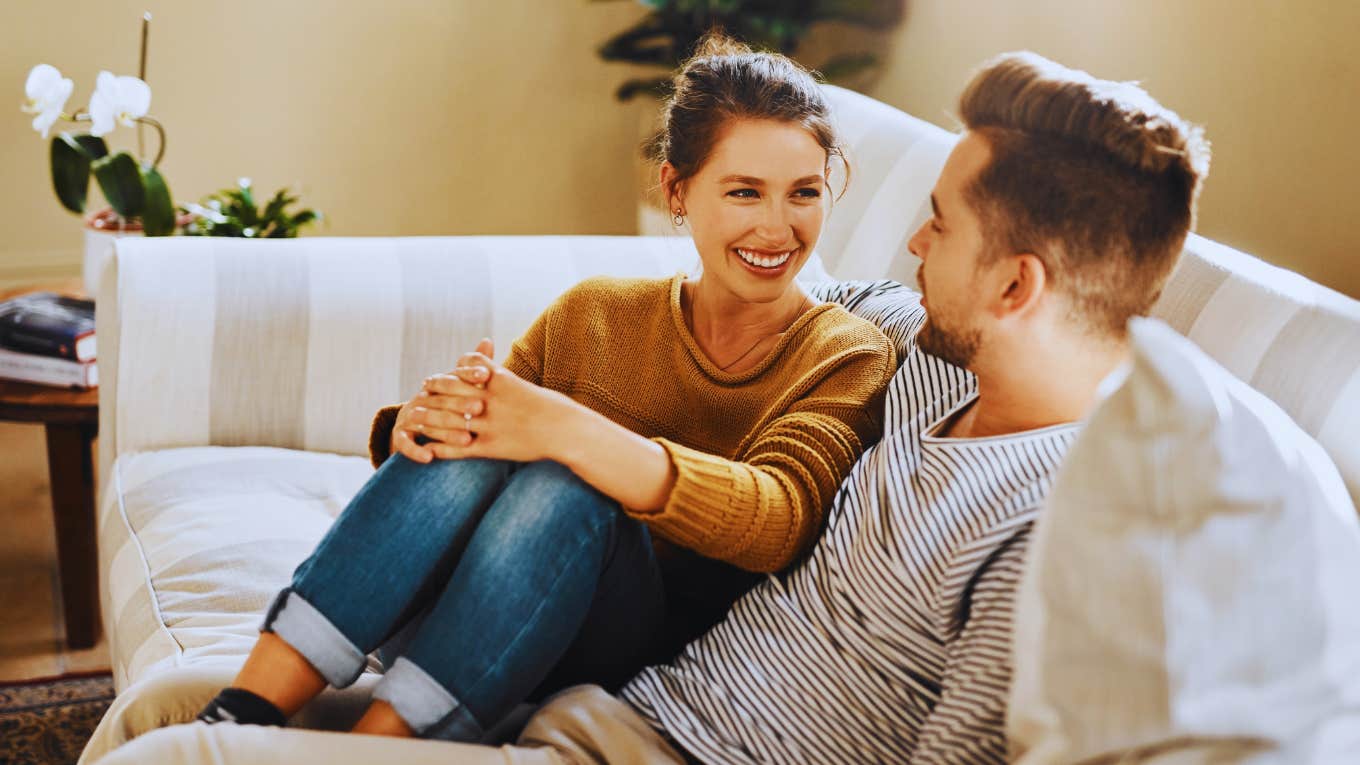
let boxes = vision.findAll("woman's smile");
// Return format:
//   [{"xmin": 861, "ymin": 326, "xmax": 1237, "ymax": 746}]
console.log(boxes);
[{"xmin": 733, "ymin": 246, "xmax": 797, "ymax": 277}]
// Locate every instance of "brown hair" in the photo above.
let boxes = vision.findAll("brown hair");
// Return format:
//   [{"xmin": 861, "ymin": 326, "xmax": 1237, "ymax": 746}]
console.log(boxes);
[
  {"xmin": 646, "ymin": 32, "xmax": 849, "ymax": 205},
  {"xmin": 958, "ymin": 51, "xmax": 1211, "ymax": 337}
]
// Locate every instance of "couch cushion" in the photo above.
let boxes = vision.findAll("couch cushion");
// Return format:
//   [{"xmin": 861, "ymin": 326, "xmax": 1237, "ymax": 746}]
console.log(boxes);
[
  {"xmin": 817, "ymin": 84, "xmax": 954, "ymax": 285},
  {"xmin": 98, "ymin": 446, "xmax": 376, "ymax": 692}
]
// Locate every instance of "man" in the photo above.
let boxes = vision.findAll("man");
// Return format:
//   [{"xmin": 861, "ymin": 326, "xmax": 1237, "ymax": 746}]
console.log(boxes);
[{"xmin": 103, "ymin": 51, "xmax": 1208, "ymax": 764}]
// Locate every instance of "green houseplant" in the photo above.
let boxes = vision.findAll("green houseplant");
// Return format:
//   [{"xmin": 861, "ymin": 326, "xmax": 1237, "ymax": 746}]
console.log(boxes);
[
  {"xmin": 180, "ymin": 178, "xmax": 322, "ymax": 239},
  {"xmin": 596, "ymin": 0, "xmax": 906, "ymax": 100}
]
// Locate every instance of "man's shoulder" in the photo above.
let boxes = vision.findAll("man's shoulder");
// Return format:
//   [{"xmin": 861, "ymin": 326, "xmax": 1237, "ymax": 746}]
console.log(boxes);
[{"xmin": 809, "ymin": 279, "xmax": 926, "ymax": 360}]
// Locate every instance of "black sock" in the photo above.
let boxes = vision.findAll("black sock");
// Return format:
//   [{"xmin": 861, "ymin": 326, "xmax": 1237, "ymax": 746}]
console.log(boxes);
[{"xmin": 197, "ymin": 687, "xmax": 288, "ymax": 726}]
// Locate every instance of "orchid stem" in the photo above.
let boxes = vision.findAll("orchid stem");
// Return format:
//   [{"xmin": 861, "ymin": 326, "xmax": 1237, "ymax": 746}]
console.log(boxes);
[{"xmin": 134, "ymin": 116, "xmax": 166, "ymax": 168}]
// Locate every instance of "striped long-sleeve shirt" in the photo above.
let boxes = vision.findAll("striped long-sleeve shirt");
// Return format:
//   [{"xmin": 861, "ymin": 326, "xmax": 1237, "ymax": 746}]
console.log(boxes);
[{"xmin": 621, "ymin": 282, "xmax": 1081, "ymax": 764}]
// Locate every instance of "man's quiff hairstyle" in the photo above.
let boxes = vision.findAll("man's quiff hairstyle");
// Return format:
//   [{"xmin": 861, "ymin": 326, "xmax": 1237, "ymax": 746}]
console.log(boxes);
[{"xmin": 959, "ymin": 51, "xmax": 1211, "ymax": 337}]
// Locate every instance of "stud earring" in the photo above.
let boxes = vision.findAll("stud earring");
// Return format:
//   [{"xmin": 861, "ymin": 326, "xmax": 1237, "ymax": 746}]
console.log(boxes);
[{"xmin": 672, "ymin": 209, "xmax": 685, "ymax": 227}]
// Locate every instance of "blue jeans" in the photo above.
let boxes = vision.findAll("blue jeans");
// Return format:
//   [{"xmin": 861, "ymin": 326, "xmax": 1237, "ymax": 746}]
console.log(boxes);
[{"xmin": 261, "ymin": 454, "xmax": 666, "ymax": 741}]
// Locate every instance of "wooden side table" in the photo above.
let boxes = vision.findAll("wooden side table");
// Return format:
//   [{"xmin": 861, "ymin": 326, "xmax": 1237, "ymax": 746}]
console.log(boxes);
[{"xmin": 0, "ymin": 281, "xmax": 100, "ymax": 649}]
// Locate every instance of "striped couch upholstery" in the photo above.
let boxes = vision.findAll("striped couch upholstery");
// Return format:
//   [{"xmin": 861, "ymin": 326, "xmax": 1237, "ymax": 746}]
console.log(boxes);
[{"xmin": 82, "ymin": 87, "xmax": 1359, "ymax": 763}]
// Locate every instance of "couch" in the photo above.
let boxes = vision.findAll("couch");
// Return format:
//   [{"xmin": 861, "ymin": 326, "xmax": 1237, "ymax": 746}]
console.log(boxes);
[{"xmin": 80, "ymin": 85, "xmax": 1360, "ymax": 763}]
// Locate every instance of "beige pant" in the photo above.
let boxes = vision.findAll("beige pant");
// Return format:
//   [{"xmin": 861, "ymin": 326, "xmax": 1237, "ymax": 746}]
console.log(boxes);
[{"xmin": 95, "ymin": 685, "xmax": 687, "ymax": 765}]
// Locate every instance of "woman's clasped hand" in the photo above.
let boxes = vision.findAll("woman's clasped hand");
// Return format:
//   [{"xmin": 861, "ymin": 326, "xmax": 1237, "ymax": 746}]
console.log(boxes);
[{"xmin": 391, "ymin": 337, "xmax": 581, "ymax": 465}]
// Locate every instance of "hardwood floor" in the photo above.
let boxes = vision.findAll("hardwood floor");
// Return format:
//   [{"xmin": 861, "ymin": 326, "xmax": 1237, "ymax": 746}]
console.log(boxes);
[{"xmin": 0, "ymin": 421, "xmax": 110, "ymax": 681}]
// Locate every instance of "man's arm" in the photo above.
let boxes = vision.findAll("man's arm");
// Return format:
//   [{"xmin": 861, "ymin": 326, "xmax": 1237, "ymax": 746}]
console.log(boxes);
[{"xmin": 911, "ymin": 529, "xmax": 1031, "ymax": 765}]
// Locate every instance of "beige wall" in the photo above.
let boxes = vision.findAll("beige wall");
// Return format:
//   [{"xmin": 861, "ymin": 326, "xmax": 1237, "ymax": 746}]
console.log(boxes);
[
  {"xmin": 4, "ymin": 1, "xmax": 1357, "ymax": 299},
  {"xmin": 865, "ymin": 0, "xmax": 1360, "ymax": 298},
  {"xmin": 1, "ymin": 0, "xmax": 650, "ymax": 287}
]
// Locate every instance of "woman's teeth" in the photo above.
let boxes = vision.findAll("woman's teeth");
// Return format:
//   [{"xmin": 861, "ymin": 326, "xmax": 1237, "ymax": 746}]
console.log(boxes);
[{"xmin": 736, "ymin": 248, "xmax": 793, "ymax": 268}]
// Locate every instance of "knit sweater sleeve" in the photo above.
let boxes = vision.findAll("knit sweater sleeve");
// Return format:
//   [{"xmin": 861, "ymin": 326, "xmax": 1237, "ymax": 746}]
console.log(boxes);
[
  {"xmin": 367, "ymin": 403, "xmax": 404, "ymax": 468},
  {"xmin": 502, "ymin": 297, "xmax": 552, "ymax": 386},
  {"xmin": 636, "ymin": 337, "xmax": 896, "ymax": 573}
]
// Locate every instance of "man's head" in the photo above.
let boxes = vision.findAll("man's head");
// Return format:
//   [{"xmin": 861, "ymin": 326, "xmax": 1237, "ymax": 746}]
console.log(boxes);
[{"xmin": 909, "ymin": 51, "xmax": 1210, "ymax": 369}]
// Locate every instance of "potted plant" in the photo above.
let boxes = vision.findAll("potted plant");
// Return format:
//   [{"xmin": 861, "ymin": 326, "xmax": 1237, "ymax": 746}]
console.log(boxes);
[
  {"xmin": 180, "ymin": 178, "xmax": 322, "ymax": 239},
  {"xmin": 596, "ymin": 0, "xmax": 906, "ymax": 101},
  {"xmin": 24, "ymin": 65, "xmax": 176, "ymax": 231},
  {"xmin": 22, "ymin": 59, "xmax": 192, "ymax": 294}
]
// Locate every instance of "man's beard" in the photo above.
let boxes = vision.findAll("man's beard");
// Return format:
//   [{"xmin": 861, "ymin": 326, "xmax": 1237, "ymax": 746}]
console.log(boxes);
[
  {"xmin": 916, "ymin": 265, "xmax": 981, "ymax": 368},
  {"xmin": 917, "ymin": 312, "xmax": 981, "ymax": 369}
]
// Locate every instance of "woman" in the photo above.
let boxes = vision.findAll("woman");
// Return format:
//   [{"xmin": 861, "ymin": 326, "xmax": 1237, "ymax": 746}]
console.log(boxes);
[{"xmin": 197, "ymin": 34, "xmax": 895, "ymax": 742}]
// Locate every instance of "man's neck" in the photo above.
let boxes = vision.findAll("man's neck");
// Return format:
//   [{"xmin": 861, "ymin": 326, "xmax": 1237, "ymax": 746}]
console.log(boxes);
[{"xmin": 944, "ymin": 336, "xmax": 1130, "ymax": 439}]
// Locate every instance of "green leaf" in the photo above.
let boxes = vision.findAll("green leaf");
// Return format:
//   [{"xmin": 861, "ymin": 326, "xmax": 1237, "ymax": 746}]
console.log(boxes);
[
  {"xmin": 598, "ymin": 18, "xmax": 679, "ymax": 66},
  {"xmin": 72, "ymin": 134, "xmax": 109, "ymax": 160},
  {"xmin": 261, "ymin": 189, "xmax": 297, "ymax": 225},
  {"xmin": 50, "ymin": 135, "xmax": 93, "ymax": 214},
  {"xmin": 616, "ymin": 76, "xmax": 674, "ymax": 102},
  {"xmin": 91, "ymin": 151, "xmax": 145, "ymax": 219},
  {"xmin": 139, "ymin": 164, "xmax": 176, "ymax": 236},
  {"xmin": 229, "ymin": 185, "xmax": 259, "ymax": 227},
  {"xmin": 238, "ymin": 181, "xmax": 256, "ymax": 214}
]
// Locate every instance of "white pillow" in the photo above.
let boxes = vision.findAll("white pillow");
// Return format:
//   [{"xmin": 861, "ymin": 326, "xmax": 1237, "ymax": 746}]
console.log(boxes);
[{"xmin": 1009, "ymin": 318, "xmax": 1360, "ymax": 764}]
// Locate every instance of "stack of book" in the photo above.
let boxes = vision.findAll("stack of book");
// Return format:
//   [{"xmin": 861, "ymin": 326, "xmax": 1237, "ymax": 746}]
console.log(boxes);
[{"xmin": 0, "ymin": 292, "xmax": 98, "ymax": 389}]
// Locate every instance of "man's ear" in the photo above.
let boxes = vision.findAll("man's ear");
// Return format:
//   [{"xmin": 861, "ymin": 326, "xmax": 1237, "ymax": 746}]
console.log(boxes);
[
  {"xmin": 993, "ymin": 253, "xmax": 1047, "ymax": 319},
  {"xmin": 659, "ymin": 162, "xmax": 683, "ymax": 212}
]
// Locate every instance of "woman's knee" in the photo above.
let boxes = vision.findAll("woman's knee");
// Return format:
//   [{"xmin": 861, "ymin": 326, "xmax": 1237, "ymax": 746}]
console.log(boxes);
[
  {"xmin": 492, "ymin": 461, "xmax": 618, "ymax": 539},
  {"xmin": 375, "ymin": 455, "xmax": 514, "ymax": 503}
]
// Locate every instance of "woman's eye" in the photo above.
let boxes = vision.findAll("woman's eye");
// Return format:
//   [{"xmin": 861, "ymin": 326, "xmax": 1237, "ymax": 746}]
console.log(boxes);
[
  {"xmin": 728, "ymin": 188, "xmax": 758, "ymax": 199},
  {"xmin": 795, "ymin": 188, "xmax": 822, "ymax": 199},
  {"xmin": 929, "ymin": 218, "xmax": 943, "ymax": 233}
]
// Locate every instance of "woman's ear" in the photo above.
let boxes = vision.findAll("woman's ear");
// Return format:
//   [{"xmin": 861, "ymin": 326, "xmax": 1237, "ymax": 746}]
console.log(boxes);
[{"xmin": 659, "ymin": 162, "xmax": 683, "ymax": 212}]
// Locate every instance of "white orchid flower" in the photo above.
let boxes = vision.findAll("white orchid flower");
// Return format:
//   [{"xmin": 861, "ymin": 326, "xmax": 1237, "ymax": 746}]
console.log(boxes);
[
  {"xmin": 22, "ymin": 64, "xmax": 74, "ymax": 138},
  {"xmin": 88, "ymin": 71, "xmax": 151, "ymax": 137},
  {"xmin": 182, "ymin": 201, "xmax": 228, "ymax": 224}
]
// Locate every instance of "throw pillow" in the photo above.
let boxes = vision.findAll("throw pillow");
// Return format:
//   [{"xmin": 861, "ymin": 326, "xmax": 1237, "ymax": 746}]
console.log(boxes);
[{"xmin": 1008, "ymin": 317, "xmax": 1360, "ymax": 764}]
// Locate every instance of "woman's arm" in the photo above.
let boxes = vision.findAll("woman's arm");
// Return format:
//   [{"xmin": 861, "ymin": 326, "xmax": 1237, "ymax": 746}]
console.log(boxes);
[
  {"xmin": 412, "ymin": 362, "xmax": 677, "ymax": 511},
  {"xmin": 419, "ymin": 336, "xmax": 895, "ymax": 573},
  {"xmin": 552, "ymin": 402, "xmax": 678, "ymax": 512},
  {"xmin": 631, "ymin": 406, "xmax": 874, "ymax": 572}
]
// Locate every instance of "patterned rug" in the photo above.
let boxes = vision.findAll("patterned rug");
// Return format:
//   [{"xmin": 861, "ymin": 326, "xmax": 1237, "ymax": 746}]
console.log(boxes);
[{"xmin": 0, "ymin": 672, "xmax": 114, "ymax": 765}]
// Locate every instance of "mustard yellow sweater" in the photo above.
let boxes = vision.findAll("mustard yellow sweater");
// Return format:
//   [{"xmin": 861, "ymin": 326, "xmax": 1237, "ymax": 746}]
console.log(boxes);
[{"xmin": 369, "ymin": 274, "xmax": 895, "ymax": 573}]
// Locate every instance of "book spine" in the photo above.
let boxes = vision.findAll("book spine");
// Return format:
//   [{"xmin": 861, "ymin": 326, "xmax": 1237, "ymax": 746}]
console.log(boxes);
[
  {"xmin": 0, "ymin": 326, "xmax": 93, "ymax": 362},
  {"xmin": 0, "ymin": 348, "xmax": 96, "ymax": 388}
]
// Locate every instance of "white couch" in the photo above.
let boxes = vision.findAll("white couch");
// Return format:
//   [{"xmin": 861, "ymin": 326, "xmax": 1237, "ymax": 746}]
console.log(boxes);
[{"xmin": 80, "ymin": 86, "xmax": 1360, "ymax": 763}]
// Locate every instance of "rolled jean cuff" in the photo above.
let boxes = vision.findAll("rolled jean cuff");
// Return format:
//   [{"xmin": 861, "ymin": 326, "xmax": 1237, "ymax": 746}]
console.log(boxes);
[
  {"xmin": 372, "ymin": 657, "xmax": 483, "ymax": 741},
  {"xmin": 261, "ymin": 587, "xmax": 367, "ymax": 689}
]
